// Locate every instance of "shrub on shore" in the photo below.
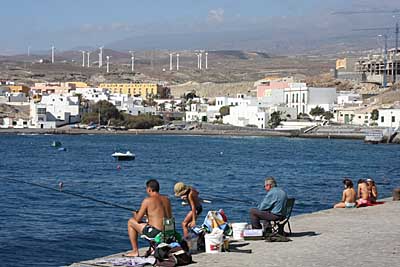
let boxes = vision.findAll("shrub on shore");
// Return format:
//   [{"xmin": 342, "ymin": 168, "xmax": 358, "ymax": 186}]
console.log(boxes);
[{"xmin": 81, "ymin": 101, "xmax": 163, "ymax": 129}]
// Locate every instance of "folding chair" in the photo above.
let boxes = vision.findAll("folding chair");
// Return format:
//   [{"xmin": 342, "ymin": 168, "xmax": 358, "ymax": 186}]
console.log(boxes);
[
  {"xmin": 272, "ymin": 198, "xmax": 295, "ymax": 236},
  {"xmin": 141, "ymin": 217, "xmax": 179, "ymax": 257}
]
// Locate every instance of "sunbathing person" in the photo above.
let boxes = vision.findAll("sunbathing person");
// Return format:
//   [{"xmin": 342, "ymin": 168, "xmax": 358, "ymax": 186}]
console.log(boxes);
[
  {"xmin": 174, "ymin": 182, "xmax": 202, "ymax": 239},
  {"xmin": 126, "ymin": 179, "xmax": 172, "ymax": 257},
  {"xmin": 366, "ymin": 178, "xmax": 378, "ymax": 203},
  {"xmin": 334, "ymin": 178, "xmax": 356, "ymax": 208},
  {"xmin": 357, "ymin": 179, "xmax": 370, "ymax": 207}
]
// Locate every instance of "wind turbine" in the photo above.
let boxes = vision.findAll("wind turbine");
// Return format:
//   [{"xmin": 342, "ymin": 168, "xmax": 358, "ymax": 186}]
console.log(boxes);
[
  {"xmin": 51, "ymin": 45, "xmax": 55, "ymax": 63},
  {"xmin": 205, "ymin": 52, "xmax": 208, "ymax": 69},
  {"xmin": 129, "ymin": 50, "xmax": 135, "ymax": 72},
  {"xmin": 28, "ymin": 46, "xmax": 31, "ymax": 57},
  {"xmin": 176, "ymin": 53, "xmax": 180, "ymax": 71},
  {"xmin": 87, "ymin": 51, "xmax": 91, "ymax": 67},
  {"xmin": 106, "ymin": 56, "xmax": 111, "ymax": 73},
  {"xmin": 99, "ymin": 46, "xmax": 104, "ymax": 68},
  {"xmin": 80, "ymin": 50, "xmax": 86, "ymax": 67}
]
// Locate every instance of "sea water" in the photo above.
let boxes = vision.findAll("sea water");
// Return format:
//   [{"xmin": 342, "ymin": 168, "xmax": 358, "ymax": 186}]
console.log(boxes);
[{"xmin": 0, "ymin": 134, "xmax": 399, "ymax": 266}]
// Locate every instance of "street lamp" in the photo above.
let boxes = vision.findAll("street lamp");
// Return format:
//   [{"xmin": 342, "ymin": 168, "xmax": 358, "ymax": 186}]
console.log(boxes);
[{"xmin": 378, "ymin": 34, "xmax": 388, "ymax": 88}]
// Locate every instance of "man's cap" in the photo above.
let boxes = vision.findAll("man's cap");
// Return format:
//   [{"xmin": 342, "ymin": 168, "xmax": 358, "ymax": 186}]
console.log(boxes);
[{"xmin": 174, "ymin": 182, "xmax": 189, "ymax": 197}]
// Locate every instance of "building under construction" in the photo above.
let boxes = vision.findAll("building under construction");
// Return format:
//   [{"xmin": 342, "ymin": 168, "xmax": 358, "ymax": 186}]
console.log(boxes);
[{"xmin": 355, "ymin": 48, "xmax": 400, "ymax": 86}]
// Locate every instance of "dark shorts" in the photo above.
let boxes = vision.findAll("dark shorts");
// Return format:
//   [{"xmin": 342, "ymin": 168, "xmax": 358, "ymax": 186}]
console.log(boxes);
[
  {"xmin": 142, "ymin": 225, "xmax": 161, "ymax": 238},
  {"xmin": 196, "ymin": 205, "xmax": 203, "ymax": 215}
]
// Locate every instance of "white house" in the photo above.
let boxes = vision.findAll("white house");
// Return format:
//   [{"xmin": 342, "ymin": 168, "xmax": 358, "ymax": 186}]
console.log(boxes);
[
  {"xmin": 337, "ymin": 92, "xmax": 362, "ymax": 106},
  {"xmin": 185, "ymin": 103, "xmax": 209, "ymax": 122},
  {"xmin": 74, "ymin": 87, "xmax": 109, "ymax": 103},
  {"xmin": 223, "ymin": 105, "xmax": 268, "ymax": 129},
  {"xmin": 0, "ymin": 117, "xmax": 29, "ymax": 128},
  {"xmin": 378, "ymin": 108, "xmax": 400, "ymax": 128},
  {"xmin": 215, "ymin": 94, "xmax": 257, "ymax": 109},
  {"xmin": 30, "ymin": 94, "xmax": 81, "ymax": 128}
]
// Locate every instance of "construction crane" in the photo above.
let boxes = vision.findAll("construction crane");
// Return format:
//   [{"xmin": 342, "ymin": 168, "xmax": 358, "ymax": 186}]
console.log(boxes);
[{"xmin": 333, "ymin": 9, "xmax": 400, "ymax": 83}]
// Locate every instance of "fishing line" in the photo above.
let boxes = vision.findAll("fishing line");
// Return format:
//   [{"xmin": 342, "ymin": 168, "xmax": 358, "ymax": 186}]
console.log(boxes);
[
  {"xmin": 200, "ymin": 193, "xmax": 257, "ymax": 205},
  {"xmin": 1, "ymin": 176, "xmax": 136, "ymax": 212}
]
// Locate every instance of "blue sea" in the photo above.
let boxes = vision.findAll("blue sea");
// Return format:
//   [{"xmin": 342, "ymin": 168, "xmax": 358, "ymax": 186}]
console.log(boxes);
[{"xmin": 0, "ymin": 134, "xmax": 399, "ymax": 266}]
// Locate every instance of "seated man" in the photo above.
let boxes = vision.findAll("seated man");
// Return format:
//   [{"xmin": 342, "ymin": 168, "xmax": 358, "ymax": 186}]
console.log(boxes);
[
  {"xmin": 126, "ymin": 179, "xmax": 172, "ymax": 257},
  {"xmin": 249, "ymin": 177, "xmax": 288, "ymax": 231}
]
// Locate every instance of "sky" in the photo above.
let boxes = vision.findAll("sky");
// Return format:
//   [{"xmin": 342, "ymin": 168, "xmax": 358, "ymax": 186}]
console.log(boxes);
[{"xmin": 0, "ymin": 0, "xmax": 399, "ymax": 54}]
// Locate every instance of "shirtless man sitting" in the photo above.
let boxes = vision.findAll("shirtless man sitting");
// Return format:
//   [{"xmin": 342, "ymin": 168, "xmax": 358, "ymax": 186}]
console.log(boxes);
[
  {"xmin": 334, "ymin": 178, "xmax": 356, "ymax": 208},
  {"xmin": 126, "ymin": 179, "xmax": 172, "ymax": 257},
  {"xmin": 357, "ymin": 179, "xmax": 370, "ymax": 207}
]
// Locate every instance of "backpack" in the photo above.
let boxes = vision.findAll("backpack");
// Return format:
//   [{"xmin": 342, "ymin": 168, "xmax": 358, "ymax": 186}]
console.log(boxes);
[
  {"xmin": 264, "ymin": 232, "xmax": 292, "ymax": 242},
  {"xmin": 155, "ymin": 245, "xmax": 193, "ymax": 267}
]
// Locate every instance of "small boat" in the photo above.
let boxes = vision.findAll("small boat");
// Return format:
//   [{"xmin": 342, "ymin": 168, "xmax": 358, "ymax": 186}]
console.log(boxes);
[
  {"xmin": 364, "ymin": 131, "xmax": 384, "ymax": 144},
  {"xmin": 112, "ymin": 151, "xmax": 135, "ymax": 161},
  {"xmin": 58, "ymin": 147, "xmax": 67, "ymax": 151},
  {"xmin": 51, "ymin": 141, "xmax": 62, "ymax": 147}
]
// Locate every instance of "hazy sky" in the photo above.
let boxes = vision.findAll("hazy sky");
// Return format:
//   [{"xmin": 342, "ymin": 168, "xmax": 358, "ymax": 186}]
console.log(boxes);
[{"xmin": 0, "ymin": 0, "xmax": 399, "ymax": 54}]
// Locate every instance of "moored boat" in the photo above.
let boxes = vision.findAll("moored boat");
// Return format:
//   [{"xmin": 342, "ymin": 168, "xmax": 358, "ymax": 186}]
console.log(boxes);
[
  {"xmin": 364, "ymin": 131, "xmax": 383, "ymax": 144},
  {"xmin": 51, "ymin": 141, "xmax": 62, "ymax": 147},
  {"xmin": 111, "ymin": 151, "xmax": 135, "ymax": 161}
]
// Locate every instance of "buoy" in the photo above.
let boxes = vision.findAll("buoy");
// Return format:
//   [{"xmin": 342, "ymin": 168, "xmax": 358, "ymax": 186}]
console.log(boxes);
[
  {"xmin": 117, "ymin": 165, "xmax": 121, "ymax": 170},
  {"xmin": 58, "ymin": 181, "xmax": 64, "ymax": 191},
  {"xmin": 220, "ymin": 151, "xmax": 223, "ymax": 155}
]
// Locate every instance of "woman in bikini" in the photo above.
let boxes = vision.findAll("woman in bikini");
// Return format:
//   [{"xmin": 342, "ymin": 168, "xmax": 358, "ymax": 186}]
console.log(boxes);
[
  {"xmin": 174, "ymin": 182, "xmax": 203, "ymax": 239},
  {"xmin": 334, "ymin": 178, "xmax": 356, "ymax": 208}
]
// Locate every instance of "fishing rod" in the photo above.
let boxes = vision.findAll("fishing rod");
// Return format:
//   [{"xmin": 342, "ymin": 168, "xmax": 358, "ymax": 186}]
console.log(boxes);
[{"xmin": 1, "ymin": 176, "xmax": 136, "ymax": 212}]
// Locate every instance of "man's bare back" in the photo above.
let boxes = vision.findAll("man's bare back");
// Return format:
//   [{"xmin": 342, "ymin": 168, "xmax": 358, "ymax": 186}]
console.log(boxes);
[
  {"xmin": 141, "ymin": 194, "xmax": 172, "ymax": 230},
  {"xmin": 127, "ymin": 179, "xmax": 173, "ymax": 257}
]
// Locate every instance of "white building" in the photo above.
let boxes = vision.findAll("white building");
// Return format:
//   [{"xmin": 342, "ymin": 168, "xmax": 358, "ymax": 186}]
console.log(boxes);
[
  {"xmin": 284, "ymin": 83, "xmax": 336, "ymax": 115},
  {"xmin": 223, "ymin": 105, "xmax": 268, "ymax": 129},
  {"xmin": 0, "ymin": 117, "xmax": 29, "ymax": 128},
  {"xmin": 30, "ymin": 94, "xmax": 81, "ymax": 128},
  {"xmin": 109, "ymin": 94, "xmax": 156, "ymax": 116},
  {"xmin": 215, "ymin": 94, "xmax": 257, "ymax": 109},
  {"xmin": 74, "ymin": 88, "xmax": 109, "ymax": 103},
  {"xmin": 378, "ymin": 108, "xmax": 400, "ymax": 128},
  {"xmin": 337, "ymin": 92, "xmax": 362, "ymax": 106},
  {"xmin": 154, "ymin": 99, "xmax": 183, "ymax": 112}
]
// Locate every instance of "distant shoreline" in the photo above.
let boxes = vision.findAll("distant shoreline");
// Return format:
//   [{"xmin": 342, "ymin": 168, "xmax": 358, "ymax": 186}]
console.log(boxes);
[{"xmin": 0, "ymin": 128, "xmax": 366, "ymax": 140}]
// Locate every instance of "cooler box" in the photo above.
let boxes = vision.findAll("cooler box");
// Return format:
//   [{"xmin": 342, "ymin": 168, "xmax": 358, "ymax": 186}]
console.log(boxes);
[{"xmin": 243, "ymin": 229, "xmax": 264, "ymax": 240}]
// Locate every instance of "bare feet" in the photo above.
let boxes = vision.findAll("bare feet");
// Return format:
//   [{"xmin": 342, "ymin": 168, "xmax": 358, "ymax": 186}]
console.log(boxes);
[{"xmin": 124, "ymin": 251, "xmax": 139, "ymax": 257}]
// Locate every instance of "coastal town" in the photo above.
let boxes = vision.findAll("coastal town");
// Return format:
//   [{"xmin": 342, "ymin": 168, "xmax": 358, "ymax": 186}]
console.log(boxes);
[
  {"xmin": 1, "ymin": 2, "xmax": 400, "ymax": 267},
  {"xmin": 1, "ymin": 48, "xmax": 400, "ymax": 143}
]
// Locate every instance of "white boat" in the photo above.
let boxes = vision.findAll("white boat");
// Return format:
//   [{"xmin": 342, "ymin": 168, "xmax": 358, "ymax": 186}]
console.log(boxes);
[
  {"xmin": 111, "ymin": 151, "xmax": 135, "ymax": 161},
  {"xmin": 364, "ymin": 131, "xmax": 384, "ymax": 144}
]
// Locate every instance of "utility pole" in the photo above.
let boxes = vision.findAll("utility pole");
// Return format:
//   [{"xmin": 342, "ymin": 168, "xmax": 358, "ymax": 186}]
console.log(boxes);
[
  {"xmin": 169, "ymin": 53, "xmax": 173, "ymax": 71},
  {"xmin": 395, "ymin": 22, "xmax": 399, "ymax": 83}
]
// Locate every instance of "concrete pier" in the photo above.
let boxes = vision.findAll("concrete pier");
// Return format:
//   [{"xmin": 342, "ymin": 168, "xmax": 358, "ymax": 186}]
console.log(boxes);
[{"xmin": 70, "ymin": 199, "xmax": 399, "ymax": 267}]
